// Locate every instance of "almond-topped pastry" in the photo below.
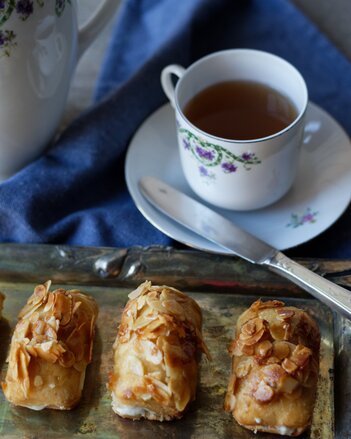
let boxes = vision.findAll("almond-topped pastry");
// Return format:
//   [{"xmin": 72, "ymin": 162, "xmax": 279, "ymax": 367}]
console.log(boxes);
[
  {"xmin": 2, "ymin": 281, "xmax": 98, "ymax": 410},
  {"xmin": 109, "ymin": 281, "xmax": 210, "ymax": 421},
  {"xmin": 224, "ymin": 299, "xmax": 320, "ymax": 436}
]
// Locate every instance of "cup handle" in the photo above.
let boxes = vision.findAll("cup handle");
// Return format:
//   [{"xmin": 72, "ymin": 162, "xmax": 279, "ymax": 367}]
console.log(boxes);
[
  {"xmin": 161, "ymin": 65, "xmax": 186, "ymax": 108},
  {"xmin": 78, "ymin": 0, "xmax": 119, "ymax": 58}
]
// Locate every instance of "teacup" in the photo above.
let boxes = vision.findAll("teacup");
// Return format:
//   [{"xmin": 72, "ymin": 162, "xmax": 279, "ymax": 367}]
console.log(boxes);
[
  {"xmin": 161, "ymin": 49, "xmax": 308, "ymax": 210},
  {"xmin": 0, "ymin": 0, "xmax": 118, "ymax": 179}
]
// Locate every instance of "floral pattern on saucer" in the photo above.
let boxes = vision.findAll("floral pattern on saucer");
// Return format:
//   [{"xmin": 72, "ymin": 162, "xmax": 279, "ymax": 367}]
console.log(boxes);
[
  {"xmin": 179, "ymin": 127, "xmax": 261, "ymax": 178},
  {"xmin": 0, "ymin": 0, "xmax": 71, "ymax": 57},
  {"xmin": 126, "ymin": 103, "xmax": 351, "ymax": 252},
  {"xmin": 286, "ymin": 208, "xmax": 318, "ymax": 228}
]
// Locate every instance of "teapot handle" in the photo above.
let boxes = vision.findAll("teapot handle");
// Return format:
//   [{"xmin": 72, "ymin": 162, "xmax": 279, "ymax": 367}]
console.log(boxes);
[{"xmin": 78, "ymin": 0, "xmax": 119, "ymax": 58}]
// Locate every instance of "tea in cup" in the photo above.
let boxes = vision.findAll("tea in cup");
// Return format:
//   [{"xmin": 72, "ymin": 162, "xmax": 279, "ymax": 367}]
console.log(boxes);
[{"xmin": 161, "ymin": 49, "xmax": 308, "ymax": 210}]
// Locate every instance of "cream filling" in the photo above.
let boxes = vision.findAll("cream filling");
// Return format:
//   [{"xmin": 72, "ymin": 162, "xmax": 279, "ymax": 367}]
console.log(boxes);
[
  {"xmin": 276, "ymin": 426, "xmax": 296, "ymax": 436},
  {"xmin": 252, "ymin": 424, "xmax": 296, "ymax": 436},
  {"xmin": 21, "ymin": 403, "xmax": 68, "ymax": 411},
  {"xmin": 22, "ymin": 404, "xmax": 47, "ymax": 411},
  {"xmin": 111, "ymin": 393, "xmax": 156, "ymax": 418}
]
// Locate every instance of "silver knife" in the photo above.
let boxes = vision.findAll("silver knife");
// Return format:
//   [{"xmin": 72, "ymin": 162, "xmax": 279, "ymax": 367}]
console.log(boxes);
[{"xmin": 139, "ymin": 175, "xmax": 351, "ymax": 320}]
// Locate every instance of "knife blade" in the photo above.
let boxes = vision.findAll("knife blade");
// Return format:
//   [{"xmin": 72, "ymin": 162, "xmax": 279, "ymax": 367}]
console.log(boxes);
[{"xmin": 139, "ymin": 175, "xmax": 351, "ymax": 320}]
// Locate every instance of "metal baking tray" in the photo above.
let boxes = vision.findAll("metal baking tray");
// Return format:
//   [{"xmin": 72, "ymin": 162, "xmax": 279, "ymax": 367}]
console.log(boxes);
[{"xmin": 0, "ymin": 244, "xmax": 348, "ymax": 439}]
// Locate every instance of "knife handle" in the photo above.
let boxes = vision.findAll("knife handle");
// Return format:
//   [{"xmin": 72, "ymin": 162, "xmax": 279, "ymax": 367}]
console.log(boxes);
[{"xmin": 265, "ymin": 251, "xmax": 351, "ymax": 319}]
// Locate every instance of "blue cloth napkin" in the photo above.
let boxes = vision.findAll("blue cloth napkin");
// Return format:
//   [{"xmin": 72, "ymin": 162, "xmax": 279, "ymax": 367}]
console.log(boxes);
[{"xmin": 0, "ymin": 0, "xmax": 351, "ymax": 258}]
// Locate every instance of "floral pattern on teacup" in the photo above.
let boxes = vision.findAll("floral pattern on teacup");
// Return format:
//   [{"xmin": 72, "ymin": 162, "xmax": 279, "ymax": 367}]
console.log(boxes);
[
  {"xmin": 179, "ymin": 127, "xmax": 261, "ymax": 176},
  {"xmin": 0, "ymin": 0, "xmax": 71, "ymax": 57},
  {"xmin": 286, "ymin": 208, "xmax": 318, "ymax": 228},
  {"xmin": 199, "ymin": 165, "xmax": 215, "ymax": 183}
]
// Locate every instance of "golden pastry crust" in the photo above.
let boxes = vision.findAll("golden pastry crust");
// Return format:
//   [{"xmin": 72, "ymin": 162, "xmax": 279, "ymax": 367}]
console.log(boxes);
[
  {"xmin": 109, "ymin": 281, "xmax": 210, "ymax": 421},
  {"xmin": 224, "ymin": 299, "xmax": 320, "ymax": 436},
  {"xmin": 2, "ymin": 281, "xmax": 98, "ymax": 410}
]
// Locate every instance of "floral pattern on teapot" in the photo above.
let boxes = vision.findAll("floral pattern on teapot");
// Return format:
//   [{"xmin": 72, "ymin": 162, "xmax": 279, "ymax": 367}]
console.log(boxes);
[{"xmin": 0, "ymin": 0, "xmax": 71, "ymax": 57}]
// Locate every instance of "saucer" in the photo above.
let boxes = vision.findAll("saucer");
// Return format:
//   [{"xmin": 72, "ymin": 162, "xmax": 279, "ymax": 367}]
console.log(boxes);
[{"xmin": 125, "ymin": 102, "xmax": 351, "ymax": 253}]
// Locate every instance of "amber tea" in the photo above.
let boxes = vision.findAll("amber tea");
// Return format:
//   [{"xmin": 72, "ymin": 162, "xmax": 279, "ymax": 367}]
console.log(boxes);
[{"xmin": 183, "ymin": 80, "xmax": 298, "ymax": 140}]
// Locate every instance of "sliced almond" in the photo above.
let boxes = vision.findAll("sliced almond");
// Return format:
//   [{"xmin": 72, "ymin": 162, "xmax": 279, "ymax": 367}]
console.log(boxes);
[
  {"xmin": 266, "ymin": 356, "xmax": 280, "ymax": 364},
  {"xmin": 269, "ymin": 323, "xmax": 286, "ymax": 341},
  {"xmin": 255, "ymin": 340, "xmax": 272, "ymax": 358},
  {"xmin": 235, "ymin": 358, "xmax": 253, "ymax": 378},
  {"xmin": 128, "ymin": 280, "xmax": 152, "ymax": 300},
  {"xmin": 33, "ymin": 320, "xmax": 45, "ymax": 336},
  {"xmin": 18, "ymin": 349, "xmax": 31, "ymax": 397},
  {"xmin": 277, "ymin": 308, "xmax": 295, "ymax": 320},
  {"xmin": 133, "ymin": 314, "xmax": 157, "ymax": 331},
  {"xmin": 290, "ymin": 345, "xmax": 312, "ymax": 368},
  {"xmin": 29, "ymin": 311, "xmax": 40, "ymax": 324},
  {"xmin": 43, "ymin": 292, "xmax": 56, "ymax": 313},
  {"xmin": 280, "ymin": 375, "xmax": 299, "ymax": 394},
  {"xmin": 241, "ymin": 343, "xmax": 255, "ymax": 356},
  {"xmin": 53, "ymin": 292, "xmax": 73, "ymax": 326},
  {"xmin": 272, "ymin": 341, "xmax": 292, "ymax": 360},
  {"xmin": 258, "ymin": 308, "xmax": 279, "ymax": 324},
  {"xmin": 262, "ymin": 364, "xmax": 286, "ymax": 389},
  {"xmin": 240, "ymin": 327, "xmax": 266, "ymax": 346},
  {"xmin": 146, "ymin": 296, "xmax": 165, "ymax": 314},
  {"xmin": 282, "ymin": 358, "xmax": 298, "ymax": 374},
  {"xmin": 136, "ymin": 295, "xmax": 146, "ymax": 311},
  {"xmin": 252, "ymin": 381, "xmax": 274, "ymax": 403},
  {"xmin": 241, "ymin": 318, "xmax": 264, "ymax": 336},
  {"xmin": 250, "ymin": 299, "xmax": 284, "ymax": 312},
  {"xmin": 140, "ymin": 339, "xmax": 163, "ymax": 365}
]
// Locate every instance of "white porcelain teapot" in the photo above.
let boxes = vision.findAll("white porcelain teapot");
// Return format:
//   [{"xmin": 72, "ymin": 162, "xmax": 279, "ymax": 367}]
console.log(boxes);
[{"xmin": 0, "ymin": 0, "xmax": 118, "ymax": 179}]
